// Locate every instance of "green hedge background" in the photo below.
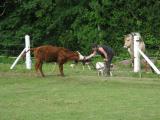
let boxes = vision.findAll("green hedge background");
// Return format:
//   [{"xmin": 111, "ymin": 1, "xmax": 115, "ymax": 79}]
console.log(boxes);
[{"xmin": 0, "ymin": 0, "xmax": 160, "ymax": 56}]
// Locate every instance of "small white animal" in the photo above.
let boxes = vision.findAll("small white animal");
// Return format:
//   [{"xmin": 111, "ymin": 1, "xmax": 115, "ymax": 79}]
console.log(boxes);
[
  {"xmin": 96, "ymin": 62, "xmax": 105, "ymax": 76},
  {"xmin": 96, "ymin": 62, "xmax": 113, "ymax": 76}
]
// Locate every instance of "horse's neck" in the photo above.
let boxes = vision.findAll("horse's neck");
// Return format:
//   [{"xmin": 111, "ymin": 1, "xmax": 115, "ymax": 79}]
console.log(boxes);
[{"xmin": 67, "ymin": 52, "xmax": 78, "ymax": 60}]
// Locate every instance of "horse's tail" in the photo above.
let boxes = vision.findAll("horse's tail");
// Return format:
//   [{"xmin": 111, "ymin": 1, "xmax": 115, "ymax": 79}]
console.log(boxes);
[
  {"xmin": 25, "ymin": 48, "xmax": 36, "ymax": 54},
  {"xmin": 22, "ymin": 48, "xmax": 36, "ymax": 60}
]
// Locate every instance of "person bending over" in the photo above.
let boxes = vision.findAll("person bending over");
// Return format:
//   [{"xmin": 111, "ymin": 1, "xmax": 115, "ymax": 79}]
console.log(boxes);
[{"xmin": 85, "ymin": 44, "xmax": 114, "ymax": 76}]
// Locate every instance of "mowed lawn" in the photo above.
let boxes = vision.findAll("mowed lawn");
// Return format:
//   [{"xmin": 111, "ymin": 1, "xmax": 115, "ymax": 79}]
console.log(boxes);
[{"xmin": 0, "ymin": 63, "xmax": 160, "ymax": 120}]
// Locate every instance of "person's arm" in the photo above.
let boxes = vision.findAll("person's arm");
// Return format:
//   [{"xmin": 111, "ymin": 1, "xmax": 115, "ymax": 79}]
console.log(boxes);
[
  {"xmin": 98, "ymin": 47, "xmax": 108, "ymax": 61},
  {"xmin": 85, "ymin": 51, "xmax": 96, "ymax": 60}
]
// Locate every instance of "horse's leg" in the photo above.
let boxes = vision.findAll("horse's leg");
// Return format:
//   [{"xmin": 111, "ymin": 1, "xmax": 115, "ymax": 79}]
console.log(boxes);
[
  {"xmin": 87, "ymin": 64, "xmax": 91, "ymax": 70},
  {"xmin": 110, "ymin": 71, "xmax": 113, "ymax": 77},
  {"xmin": 83, "ymin": 65, "xmax": 85, "ymax": 70},
  {"xmin": 35, "ymin": 60, "xmax": 40, "ymax": 76},
  {"xmin": 131, "ymin": 57, "xmax": 134, "ymax": 67},
  {"xmin": 59, "ymin": 64, "xmax": 64, "ymax": 76},
  {"xmin": 98, "ymin": 71, "xmax": 100, "ymax": 76},
  {"xmin": 102, "ymin": 70, "xmax": 104, "ymax": 76},
  {"xmin": 142, "ymin": 59, "xmax": 148, "ymax": 72},
  {"xmin": 35, "ymin": 58, "xmax": 44, "ymax": 77},
  {"xmin": 39, "ymin": 62, "xmax": 45, "ymax": 77}
]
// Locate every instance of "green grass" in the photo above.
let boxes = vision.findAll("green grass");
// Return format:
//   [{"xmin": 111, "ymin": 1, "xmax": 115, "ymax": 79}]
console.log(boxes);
[{"xmin": 0, "ymin": 63, "xmax": 160, "ymax": 120}]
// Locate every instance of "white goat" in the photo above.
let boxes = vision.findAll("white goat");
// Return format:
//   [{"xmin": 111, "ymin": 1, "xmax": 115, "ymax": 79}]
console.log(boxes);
[{"xmin": 96, "ymin": 62, "xmax": 113, "ymax": 76}]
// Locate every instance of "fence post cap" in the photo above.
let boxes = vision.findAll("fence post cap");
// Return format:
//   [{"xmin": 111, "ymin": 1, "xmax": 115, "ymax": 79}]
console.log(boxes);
[
  {"xmin": 25, "ymin": 35, "xmax": 30, "ymax": 38},
  {"xmin": 134, "ymin": 35, "xmax": 140, "ymax": 41}
]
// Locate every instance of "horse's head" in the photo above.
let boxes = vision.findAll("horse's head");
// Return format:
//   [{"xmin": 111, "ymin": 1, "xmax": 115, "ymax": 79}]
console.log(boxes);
[
  {"xmin": 123, "ymin": 34, "xmax": 133, "ymax": 48},
  {"xmin": 76, "ymin": 51, "xmax": 85, "ymax": 60}
]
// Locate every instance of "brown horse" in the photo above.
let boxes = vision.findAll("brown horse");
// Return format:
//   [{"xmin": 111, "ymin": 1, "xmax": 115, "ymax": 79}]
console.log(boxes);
[{"xmin": 27, "ymin": 45, "xmax": 84, "ymax": 77}]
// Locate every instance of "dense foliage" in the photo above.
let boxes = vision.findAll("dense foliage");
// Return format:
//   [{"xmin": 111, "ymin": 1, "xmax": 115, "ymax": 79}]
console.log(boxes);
[{"xmin": 0, "ymin": 0, "xmax": 160, "ymax": 56}]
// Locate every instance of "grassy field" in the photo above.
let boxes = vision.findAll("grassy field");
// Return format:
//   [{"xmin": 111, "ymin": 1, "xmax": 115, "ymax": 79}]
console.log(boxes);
[{"xmin": 0, "ymin": 63, "xmax": 160, "ymax": 120}]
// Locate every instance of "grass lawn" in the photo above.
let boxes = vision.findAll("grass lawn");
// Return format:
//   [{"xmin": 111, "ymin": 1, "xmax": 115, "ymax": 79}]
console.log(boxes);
[{"xmin": 0, "ymin": 63, "xmax": 160, "ymax": 120}]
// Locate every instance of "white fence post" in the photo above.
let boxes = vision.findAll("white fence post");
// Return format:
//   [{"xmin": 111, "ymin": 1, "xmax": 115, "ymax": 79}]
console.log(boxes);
[
  {"xmin": 25, "ymin": 35, "xmax": 32, "ymax": 69},
  {"xmin": 134, "ymin": 35, "xmax": 141, "ymax": 73}
]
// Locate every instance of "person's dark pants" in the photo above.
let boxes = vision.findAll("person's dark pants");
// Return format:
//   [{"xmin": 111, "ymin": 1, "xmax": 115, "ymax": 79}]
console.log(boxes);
[{"xmin": 104, "ymin": 55, "xmax": 113, "ymax": 76}]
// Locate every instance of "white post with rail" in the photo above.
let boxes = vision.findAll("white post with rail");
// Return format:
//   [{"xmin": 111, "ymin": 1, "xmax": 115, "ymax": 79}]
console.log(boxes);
[
  {"xmin": 138, "ymin": 49, "xmax": 160, "ymax": 75},
  {"xmin": 134, "ymin": 35, "xmax": 141, "ymax": 72},
  {"xmin": 133, "ymin": 34, "xmax": 160, "ymax": 75},
  {"xmin": 10, "ymin": 35, "xmax": 32, "ymax": 69}
]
